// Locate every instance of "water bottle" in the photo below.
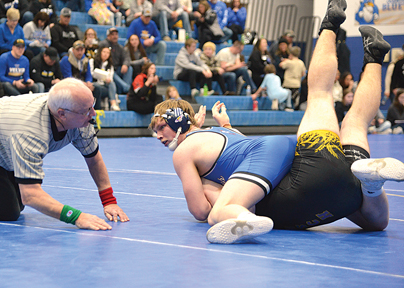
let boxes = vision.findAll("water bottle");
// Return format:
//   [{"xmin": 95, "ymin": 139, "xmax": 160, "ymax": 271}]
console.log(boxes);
[
  {"xmin": 253, "ymin": 100, "xmax": 258, "ymax": 111},
  {"xmin": 246, "ymin": 85, "xmax": 251, "ymax": 97},
  {"xmin": 203, "ymin": 84, "xmax": 208, "ymax": 96}
]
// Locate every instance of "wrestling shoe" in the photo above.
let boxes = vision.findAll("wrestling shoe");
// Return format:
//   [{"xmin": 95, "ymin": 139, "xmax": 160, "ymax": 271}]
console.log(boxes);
[
  {"xmin": 206, "ymin": 213, "xmax": 273, "ymax": 244},
  {"xmin": 359, "ymin": 26, "xmax": 391, "ymax": 67},
  {"xmin": 319, "ymin": 0, "xmax": 347, "ymax": 35},
  {"xmin": 351, "ymin": 157, "xmax": 404, "ymax": 194}
]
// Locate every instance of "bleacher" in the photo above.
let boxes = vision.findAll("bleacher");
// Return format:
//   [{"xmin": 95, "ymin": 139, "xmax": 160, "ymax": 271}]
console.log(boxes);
[{"xmin": 65, "ymin": 10, "xmax": 302, "ymax": 137}]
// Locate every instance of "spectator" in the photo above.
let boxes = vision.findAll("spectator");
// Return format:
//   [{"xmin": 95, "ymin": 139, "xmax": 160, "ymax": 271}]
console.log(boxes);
[
  {"xmin": 124, "ymin": 34, "xmax": 149, "ymax": 80},
  {"xmin": 114, "ymin": 0, "xmax": 130, "ymax": 23},
  {"xmin": 29, "ymin": 46, "xmax": 62, "ymax": 92},
  {"xmin": 83, "ymin": 28, "xmax": 99, "ymax": 60},
  {"xmin": 127, "ymin": 62, "xmax": 163, "ymax": 114},
  {"xmin": 335, "ymin": 90, "xmax": 354, "ymax": 123},
  {"xmin": 60, "ymin": 40, "xmax": 103, "ymax": 109},
  {"xmin": 125, "ymin": 0, "xmax": 152, "ymax": 27},
  {"xmin": 0, "ymin": 39, "xmax": 43, "ymax": 95},
  {"xmin": 127, "ymin": 8, "xmax": 167, "ymax": 66},
  {"xmin": 339, "ymin": 71, "xmax": 354, "ymax": 95},
  {"xmin": 384, "ymin": 49, "xmax": 404, "ymax": 104},
  {"xmin": 368, "ymin": 109, "xmax": 392, "ymax": 135},
  {"xmin": 0, "ymin": 8, "xmax": 33, "ymax": 60},
  {"xmin": 22, "ymin": 0, "xmax": 58, "ymax": 27},
  {"xmin": 90, "ymin": 46, "xmax": 120, "ymax": 111},
  {"xmin": 153, "ymin": 0, "xmax": 192, "ymax": 41},
  {"xmin": 251, "ymin": 64, "xmax": 293, "ymax": 111},
  {"xmin": 386, "ymin": 88, "xmax": 404, "ymax": 134},
  {"xmin": 391, "ymin": 51, "xmax": 404, "ymax": 102},
  {"xmin": 227, "ymin": 0, "xmax": 246, "ymax": 44},
  {"xmin": 248, "ymin": 38, "xmax": 271, "ymax": 88},
  {"xmin": 200, "ymin": 41, "xmax": 229, "ymax": 95},
  {"xmin": 173, "ymin": 38, "xmax": 213, "ymax": 98},
  {"xmin": 215, "ymin": 40, "xmax": 256, "ymax": 95},
  {"xmin": 105, "ymin": 0, "xmax": 123, "ymax": 26},
  {"xmin": 269, "ymin": 29, "xmax": 295, "ymax": 60},
  {"xmin": 88, "ymin": 0, "xmax": 122, "ymax": 27},
  {"xmin": 50, "ymin": 8, "xmax": 79, "ymax": 57},
  {"xmin": 180, "ymin": 0, "xmax": 194, "ymax": 21},
  {"xmin": 165, "ymin": 85, "xmax": 181, "ymax": 100},
  {"xmin": 207, "ymin": 0, "xmax": 232, "ymax": 43},
  {"xmin": 279, "ymin": 46, "xmax": 306, "ymax": 109},
  {"xmin": 23, "ymin": 12, "xmax": 51, "ymax": 56},
  {"xmin": 0, "ymin": 1, "xmax": 29, "ymax": 25},
  {"xmin": 332, "ymin": 69, "xmax": 343, "ymax": 102},
  {"xmin": 61, "ymin": 0, "xmax": 85, "ymax": 12},
  {"xmin": 272, "ymin": 38, "xmax": 289, "ymax": 83},
  {"xmin": 194, "ymin": 0, "xmax": 223, "ymax": 49},
  {"xmin": 99, "ymin": 27, "xmax": 133, "ymax": 94}
]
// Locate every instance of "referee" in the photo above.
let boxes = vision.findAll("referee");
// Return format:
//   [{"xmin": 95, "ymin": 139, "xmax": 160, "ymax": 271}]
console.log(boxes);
[{"xmin": 0, "ymin": 78, "xmax": 129, "ymax": 230}]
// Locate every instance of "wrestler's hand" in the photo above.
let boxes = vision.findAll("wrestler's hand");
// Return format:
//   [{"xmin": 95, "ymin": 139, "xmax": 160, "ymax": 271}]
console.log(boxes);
[
  {"xmin": 75, "ymin": 212, "xmax": 112, "ymax": 230},
  {"xmin": 194, "ymin": 105, "xmax": 206, "ymax": 128},
  {"xmin": 104, "ymin": 204, "xmax": 130, "ymax": 222},
  {"xmin": 212, "ymin": 101, "xmax": 230, "ymax": 127}
]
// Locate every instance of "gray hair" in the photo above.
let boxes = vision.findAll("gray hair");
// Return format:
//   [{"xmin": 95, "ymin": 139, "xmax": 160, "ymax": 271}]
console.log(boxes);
[{"xmin": 47, "ymin": 78, "xmax": 88, "ymax": 113}]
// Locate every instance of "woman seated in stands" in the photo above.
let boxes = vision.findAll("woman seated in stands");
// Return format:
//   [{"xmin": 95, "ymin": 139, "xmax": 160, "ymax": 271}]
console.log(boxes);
[
  {"xmin": 227, "ymin": 0, "xmax": 246, "ymax": 44},
  {"xmin": 127, "ymin": 62, "xmax": 163, "ymax": 114},
  {"xmin": 23, "ymin": 12, "xmax": 51, "ymax": 56},
  {"xmin": 194, "ymin": 0, "xmax": 224, "ymax": 49},
  {"xmin": 386, "ymin": 88, "xmax": 404, "ymax": 134},
  {"xmin": 124, "ymin": 34, "xmax": 149, "ymax": 80},
  {"xmin": 90, "ymin": 46, "xmax": 121, "ymax": 111},
  {"xmin": 248, "ymin": 38, "xmax": 272, "ymax": 88},
  {"xmin": 84, "ymin": 28, "xmax": 99, "ymax": 60}
]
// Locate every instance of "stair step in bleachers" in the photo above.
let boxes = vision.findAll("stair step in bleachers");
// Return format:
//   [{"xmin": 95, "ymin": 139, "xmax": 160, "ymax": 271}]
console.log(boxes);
[
  {"xmin": 98, "ymin": 111, "xmax": 153, "ymax": 128},
  {"xmin": 195, "ymin": 96, "xmax": 277, "ymax": 110},
  {"xmin": 156, "ymin": 66, "xmax": 174, "ymax": 81},
  {"xmin": 227, "ymin": 111, "xmax": 305, "ymax": 126},
  {"xmin": 169, "ymin": 80, "xmax": 222, "ymax": 95}
]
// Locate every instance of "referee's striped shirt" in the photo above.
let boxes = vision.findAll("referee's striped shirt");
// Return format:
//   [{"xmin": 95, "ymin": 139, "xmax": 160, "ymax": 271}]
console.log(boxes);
[{"xmin": 0, "ymin": 93, "xmax": 99, "ymax": 184}]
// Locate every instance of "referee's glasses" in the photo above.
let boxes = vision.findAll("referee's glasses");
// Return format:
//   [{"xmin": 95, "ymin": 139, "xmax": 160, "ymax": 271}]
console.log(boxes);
[{"xmin": 63, "ymin": 98, "xmax": 96, "ymax": 117}]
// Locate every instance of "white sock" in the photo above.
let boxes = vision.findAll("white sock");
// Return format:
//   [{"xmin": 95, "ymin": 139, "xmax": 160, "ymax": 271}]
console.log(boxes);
[{"xmin": 362, "ymin": 185, "xmax": 383, "ymax": 197}]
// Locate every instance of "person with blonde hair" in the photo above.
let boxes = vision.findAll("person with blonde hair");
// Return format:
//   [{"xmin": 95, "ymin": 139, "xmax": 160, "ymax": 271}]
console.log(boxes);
[{"xmin": 165, "ymin": 85, "xmax": 182, "ymax": 100}]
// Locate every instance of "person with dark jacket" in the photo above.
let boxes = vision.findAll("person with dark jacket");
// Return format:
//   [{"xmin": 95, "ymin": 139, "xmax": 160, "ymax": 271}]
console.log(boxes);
[
  {"xmin": 127, "ymin": 62, "xmax": 162, "ymax": 114},
  {"xmin": 50, "ymin": 8, "xmax": 79, "ymax": 56},
  {"xmin": 30, "ymin": 47, "xmax": 62, "ymax": 91},
  {"xmin": 25, "ymin": 0, "xmax": 58, "ymax": 25},
  {"xmin": 248, "ymin": 38, "xmax": 271, "ymax": 87}
]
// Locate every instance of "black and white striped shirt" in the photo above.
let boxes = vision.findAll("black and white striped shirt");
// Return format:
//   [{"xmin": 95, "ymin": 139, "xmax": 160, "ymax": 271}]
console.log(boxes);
[{"xmin": 0, "ymin": 93, "xmax": 99, "ymax": 184}]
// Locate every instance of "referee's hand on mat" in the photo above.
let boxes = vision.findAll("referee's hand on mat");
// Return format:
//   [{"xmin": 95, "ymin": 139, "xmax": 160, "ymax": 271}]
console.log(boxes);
[
  {"xmin": 104, "ymin": 204, "xmax": 130, "ymax": 223},
  {"xmin": 75, "ymin": 213, "xmax": 112, "ymax": 230}
]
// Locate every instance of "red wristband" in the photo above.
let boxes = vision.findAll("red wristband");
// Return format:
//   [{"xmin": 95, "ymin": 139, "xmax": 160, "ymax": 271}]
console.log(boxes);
[{"xmin": 99, "ymin": 187, "xmax": 117, "ymax": 207}]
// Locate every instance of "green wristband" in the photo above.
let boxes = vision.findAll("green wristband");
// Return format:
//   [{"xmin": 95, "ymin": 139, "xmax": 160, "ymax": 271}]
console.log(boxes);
[{"xmin": 60, "ymin": 205, "xmax": 82, "ymax": 224}]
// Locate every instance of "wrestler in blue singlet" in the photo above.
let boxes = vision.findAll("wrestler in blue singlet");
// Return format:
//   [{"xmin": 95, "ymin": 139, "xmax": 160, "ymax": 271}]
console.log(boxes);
[{"xmin": 187, "ymin": 127, "xmax": 297, "ymax": 194}]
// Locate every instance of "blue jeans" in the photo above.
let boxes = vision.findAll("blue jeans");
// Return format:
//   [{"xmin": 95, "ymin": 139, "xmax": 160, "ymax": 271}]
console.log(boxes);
[
  {"xmin": 223, "ymin": 67, "xmax": 256, "ymax": 93},
  {"xmin": 154, "ymin": 11, "xmax": 192, "ymax": 38},
  {"xmin": 3, "ymin": 82, "xmax": 43, "ymax": 96},
  {"xmin": 220, "ymin": 27, "xmax": 233, "ymax": 43},
  {"xmin": 114, "ymin": 66, "xmax": 133, "ymax": 94},
  {"xmin": 145, "ymin": 41, "xmax": 167, "ymax": 65}
]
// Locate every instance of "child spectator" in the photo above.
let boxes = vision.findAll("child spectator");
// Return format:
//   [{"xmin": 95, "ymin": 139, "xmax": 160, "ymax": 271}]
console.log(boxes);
[
  {"xmin": 250, "ymin": 63, "xmax": 293, "ymax": 111},
  {"xmin": 124, "ymin": 34, "xmax": 149, "ymax": 80},
  {"xmin": 279, "ymin": 46, "xmax": 306, "ymax": 109},
  {"xmin": 165, "ymin": 85, "xmax": 181, "ymax": 100},
  {"xmin": 335, "ymin": 90, "xmax": 354, "ymax": 123}
]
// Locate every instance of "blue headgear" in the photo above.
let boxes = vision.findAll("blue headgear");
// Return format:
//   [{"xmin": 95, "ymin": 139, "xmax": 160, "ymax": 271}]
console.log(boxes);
[{"xmin": 153, "ymin": 108, "xmax": 191, "ymax": 151}]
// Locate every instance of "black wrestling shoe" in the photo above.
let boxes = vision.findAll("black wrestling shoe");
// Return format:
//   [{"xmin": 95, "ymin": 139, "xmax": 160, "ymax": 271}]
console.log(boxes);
[
  {"xmin": 359, "ymin": 26, "xmax": 391, "ymax": 68},
  {"xmin": 319, "ymin": 0, "xmax": 347, "ymax": 35}
]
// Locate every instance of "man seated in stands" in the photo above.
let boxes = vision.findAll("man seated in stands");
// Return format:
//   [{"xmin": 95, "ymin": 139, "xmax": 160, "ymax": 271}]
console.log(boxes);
[
  {"xmin": 50, "ymin": 8, "xmax": 79, "ymax": 57},
  {"xmin": 127, "ymin": 8, "xmax": 167, "ymax": 66},
  {"xmin": 99, "ymin": 27, "xmax": 133, "ymax": 94},
  {"xmin": 215, "ymin": 40, "xmax": 256, "ymax": 95},
  {"xmin": 153, "ymin": 0, "xmax": 193, "ymax": 41},
  {"xmin": 0, "ymin": 39, "xmax": 43, "ymax": 95},
  {"xmin": 30, "ymin": 46, "xmax": 62, "ymax": 92},
  {"xmin": 125, "ymin": 0, "xmax": 152, "ymax": 27},
  {"xmin": 60, "ymin": 40, "xmax": 103, "ymax": 110}
]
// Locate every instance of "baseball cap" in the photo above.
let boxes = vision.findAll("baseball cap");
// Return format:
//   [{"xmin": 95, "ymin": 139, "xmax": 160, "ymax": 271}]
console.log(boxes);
[
  {"xmin": 13, "ymin": 39, "xmax": 25, "ymax": 47},
  {"xmin": 60, "ymin": 7, "xmax": 72, "ymax": 17},
  {"xmin": 107, "ymin": 27, "xmax": 118, "ymax": 36},
  {"xmin": 143, "ymin": 8, "xmax": 152, "ymax": 17},
  {"xmin": 284, "ymin": 29, "xmax": 296, "ymax": 38},
  {"xmin": 72, "ymin": 40, "xmax": 85, "ymax": 49},
  {"xmin": 44, "ymin": 47, "xmax": 59, "ymax": 61}
]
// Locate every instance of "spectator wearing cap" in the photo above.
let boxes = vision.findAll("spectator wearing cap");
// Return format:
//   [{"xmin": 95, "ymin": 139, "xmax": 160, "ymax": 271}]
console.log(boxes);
[
  {"xmin": 0, "ymin": 8, "xmax": 34, "ymax": 60},
  {"xmin": 23, "ymin": 12, "xmax": 51, "ymax": 57},
  {"xmin": 30, "ymin": 46, "xmax": 62, "ymax": 92},
  {"xmin": 127, "ymin": 8, "xmax": 166, "ymax": 65},
  {"xmin": 269, "ymin": 29, "xmax": 295, "ymax": 60},
  {"xmin": 125, "ymin": 0, "xmax": 152, "ymax": 27},
  {"xmin": 50, "ymin": 8, "xmax": 79, "ymax": 57},
  {"xmin": 99, "ymin": 27, "xmax": 132, "ymax": 94},
  {"xmin": 0, "ymin": 39, "xmax": 44, "ymax": 95},
  {"xmin": 152, "ymin": 0, "xmax": 192, "ymax": 41},
  {"xmin": 60, "ymin": 40, "xmax": 103, "ymax": 109}
]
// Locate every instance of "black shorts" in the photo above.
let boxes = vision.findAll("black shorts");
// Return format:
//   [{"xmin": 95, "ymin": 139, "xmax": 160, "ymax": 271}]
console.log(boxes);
[
  {"xmin": 255, "ymin": 130, "xmax": 368, "ymax": 229},
  {"xmin": 0, "ymin": 166, "xmax": 24, "ymax": 221}
]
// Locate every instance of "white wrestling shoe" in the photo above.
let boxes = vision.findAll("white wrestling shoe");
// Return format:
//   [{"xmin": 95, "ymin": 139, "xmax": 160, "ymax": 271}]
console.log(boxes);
[
  {"xmin": 351, "ymin": 157, "xmax": 404, "ymax": 194},
  {"xmin": 206, "ymin": 213, "xmax": 273, "ymax": 244}
]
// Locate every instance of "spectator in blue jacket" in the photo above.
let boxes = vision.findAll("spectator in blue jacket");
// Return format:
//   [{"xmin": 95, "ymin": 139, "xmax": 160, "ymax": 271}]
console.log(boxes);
[
  {"xmin": 127, "ymin": 8, "xmax": 166, "ymax": 65},
  {"xmin": 227, "ymin": 0, "xmax": 246, "ymax": 43},
  {"xmin": 0, "ymin": 39, "xmax": 43, "ymax": 95},
  {"xmin": 60, "ymin": 40, "xmax": 103, "ymax": 109},
  {"xmin": 207, "ymin": 0, "xmax": 232, "ymax": 43}
]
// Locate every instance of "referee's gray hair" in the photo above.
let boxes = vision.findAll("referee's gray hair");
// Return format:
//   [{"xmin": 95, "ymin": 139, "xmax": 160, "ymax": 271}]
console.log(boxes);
[{"xmin": 47, "ymin": 78, "xmax": 89, "ymax": 113}]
